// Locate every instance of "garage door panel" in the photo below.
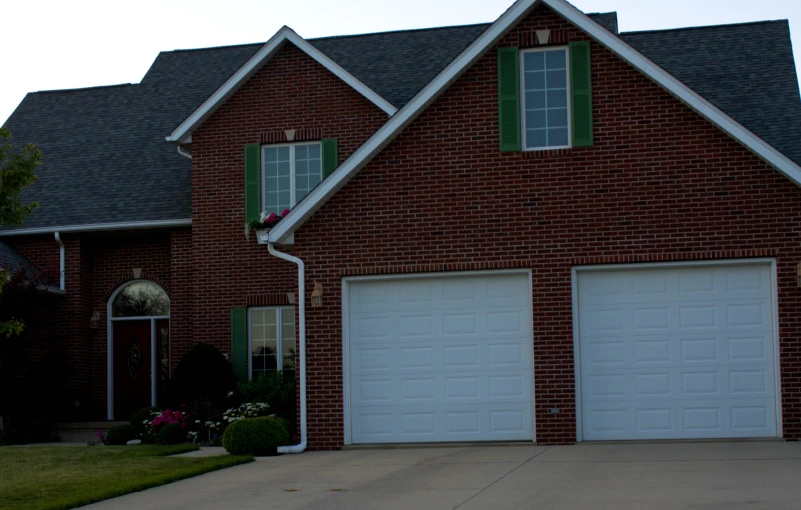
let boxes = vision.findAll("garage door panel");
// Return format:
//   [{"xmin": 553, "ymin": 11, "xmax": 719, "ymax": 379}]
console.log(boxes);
[
  {"xmin": 583, "ymin": 365, "xmax": 775, "ymax": 402},
  {"xmin": 578, "ymin": 264, "xmax": 778, "ymax": 441},
  {"xmin": 348, "ymin": 274, "xmax": 534, "ymax": 444},
  {"xmin": 351, "ymin": 402, "xmax": 532, "ymax": 444},
  {"xmin": 351, "ymin": 338, "xmax": 531, "ymax": 376},
  {"xmin": 351, "ymin": 275, "xmax": 528, "ymax": 314},
  {"xmin": 583, "ymin": 398, "xmax": 776, "ymax": 440},
  {"xmin": 351, "ymin": 370, "xmax": 533, "ymax": 405}
]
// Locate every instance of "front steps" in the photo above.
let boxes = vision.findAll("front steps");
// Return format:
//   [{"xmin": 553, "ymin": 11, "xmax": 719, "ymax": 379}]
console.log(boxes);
[{"xmin": 52, "ymin": 421, "xmax": 128, "ymax": 443}]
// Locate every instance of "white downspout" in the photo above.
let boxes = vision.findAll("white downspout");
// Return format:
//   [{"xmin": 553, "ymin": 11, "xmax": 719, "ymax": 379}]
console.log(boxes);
[
  {"xmin": 268, "ymin": 243, "xmax": 307, "ymax": 454},
  {"xmin": 176, "ymin": 145, "xmax": 192, "ymax": 160},
  {"xmin": 54, "ymin": 232, "xmax": 65, "ymax": 291}
]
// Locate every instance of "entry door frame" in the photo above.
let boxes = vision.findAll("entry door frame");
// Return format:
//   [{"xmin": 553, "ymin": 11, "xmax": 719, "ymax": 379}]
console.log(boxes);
[
  {"xmin": 107, "ymin": 280, "xmax": 170, "ymax": 420},
  {"xmin": 341, "ymin": 269, "xmax": 535, "ymax": 446},
  {"xmin": 571, "ymin": 258, "xmax": 781, "ymax": 442}
]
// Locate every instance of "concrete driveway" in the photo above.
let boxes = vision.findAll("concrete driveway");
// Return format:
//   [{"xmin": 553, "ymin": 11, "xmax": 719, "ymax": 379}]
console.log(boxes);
[{"xmin": 84, "ymin": 442, "xmax": 801, "ymax": 509}]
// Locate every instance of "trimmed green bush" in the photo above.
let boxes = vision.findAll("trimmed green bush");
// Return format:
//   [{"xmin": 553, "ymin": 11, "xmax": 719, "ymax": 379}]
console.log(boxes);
[
  {"xmin": 234, "ymin": 371, "xmax": 296, "ymax": 428},
  {"xmin": 156, "ymin": 423, "xmax": 187, "ymax": 445},
  {"xmin": 222, "ymin": 417, "xmax": 289, "ymax": 456},
  {"xmin": 106, "ymin": 424, "xmax": 138, "ymax": 445}
]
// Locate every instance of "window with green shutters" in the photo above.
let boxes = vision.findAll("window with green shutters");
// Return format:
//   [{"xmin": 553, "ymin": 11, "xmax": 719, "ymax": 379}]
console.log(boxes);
[
  {"xmin": 243, "ymin": 139, "xmax": 337, "ymax": 223},
  {"xmin": 498, "ymin": 42, "xmax": 593, "ymax": 151}
]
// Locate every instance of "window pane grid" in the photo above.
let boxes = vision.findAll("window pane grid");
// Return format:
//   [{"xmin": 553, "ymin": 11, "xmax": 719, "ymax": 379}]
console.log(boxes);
[
  {"xmin": 262, "ymin": 143, "xmax": 322, "ymax": 215},
  {"xmin": 249, "ymin": 307, "xmax": 296, "ymax": 379},
  {"xmin": 523, "ymin": 49, "xmax": 569, "ymax": 149}
]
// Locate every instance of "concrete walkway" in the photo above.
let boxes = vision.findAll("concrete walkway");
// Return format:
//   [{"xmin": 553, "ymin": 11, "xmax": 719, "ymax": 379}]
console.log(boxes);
[{"xmin": 83, "ymin": 441, "xmax": 801, "ymax": 509}]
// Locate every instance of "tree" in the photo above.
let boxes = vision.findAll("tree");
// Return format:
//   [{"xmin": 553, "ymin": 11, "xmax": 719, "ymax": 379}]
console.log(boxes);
[{"xmin": 0, "ymin": 126, "xmax": 41, "ymax": 338}]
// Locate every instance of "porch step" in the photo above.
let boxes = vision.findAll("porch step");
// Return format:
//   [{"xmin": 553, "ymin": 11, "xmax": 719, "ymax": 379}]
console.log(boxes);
[{"xmin": 52, "ymin": 421, "xmax": 129, "ymax": 443}]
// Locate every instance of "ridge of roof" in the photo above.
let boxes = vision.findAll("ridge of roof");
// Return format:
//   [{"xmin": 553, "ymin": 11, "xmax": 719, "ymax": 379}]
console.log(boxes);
[
  {"xmin": 309, "ymin": 22, "xmax": 493, "ymax": 41},
  {"xmin": 32, "ymin": 83, "xmax": 134, "ymax": 95},
  {"xmin": 620, "ymin": 19, "xmax": 788, "ymax": 36}
]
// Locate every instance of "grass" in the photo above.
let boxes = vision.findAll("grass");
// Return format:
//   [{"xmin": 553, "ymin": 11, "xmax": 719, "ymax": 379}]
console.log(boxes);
[{"xmin": 0, "ymin": 444, "xmax": 254, "ymax": 510}]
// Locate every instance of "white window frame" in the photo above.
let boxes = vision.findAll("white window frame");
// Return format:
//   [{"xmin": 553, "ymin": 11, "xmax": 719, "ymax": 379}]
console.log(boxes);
[
  {"xmin": 261, "ymin": 142, "xmax": 322, "ymax": 213},
  {"xmin": 247, "ymin": 306, "xmax": 296, "ymax": 380},
  {"xmin": 520, "ymin": 46, "xmax": 572, "ymax": 151}
]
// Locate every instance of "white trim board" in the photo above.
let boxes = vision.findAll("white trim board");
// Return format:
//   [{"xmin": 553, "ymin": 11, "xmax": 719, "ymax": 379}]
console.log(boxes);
[
  {"xmin": 0, "ymin": 219, "xmax": 192, "ymax": 236},
  {"xmin": 571, "ymin": 258, "xmax": 782, "ymax": 442},
  {"xmin": 267, "ymin": 0, "xmax": 801, "ymax": 244},
  {"xmin": 167, "ymin": 27, "xmax": 397, "ymax": 144}
]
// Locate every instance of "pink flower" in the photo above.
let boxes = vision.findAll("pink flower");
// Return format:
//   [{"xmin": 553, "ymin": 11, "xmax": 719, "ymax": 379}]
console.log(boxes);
[
  {"xmin": 281, "ymin": 209, "xmax": 290, "ymax": 218},
  {"xmin": 266, "ymin": 212, "xmax": 278, "ymax": 223}
]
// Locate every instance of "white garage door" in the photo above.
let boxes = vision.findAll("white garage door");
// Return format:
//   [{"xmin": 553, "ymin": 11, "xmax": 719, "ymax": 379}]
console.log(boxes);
[
  {"xmin": 347, "ymin": 273, "xmax": 534, "ymax": 444},
  {"xmin": 577, "ymin": 263, "xmax": 778, "ymax": 441}
]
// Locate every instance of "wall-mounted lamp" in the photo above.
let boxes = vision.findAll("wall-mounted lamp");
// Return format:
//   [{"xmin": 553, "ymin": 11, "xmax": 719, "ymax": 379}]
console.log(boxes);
[
  {"xmin": 89, "ymin": 311, "xmax": 100, "ymax": 329},
  {"xmin": 311, "ymin": 282, "xmax": 323, "ymax": 308}
]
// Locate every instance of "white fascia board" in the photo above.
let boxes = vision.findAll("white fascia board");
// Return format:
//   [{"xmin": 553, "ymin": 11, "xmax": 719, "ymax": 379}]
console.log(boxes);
[
  {"xmin": 166, "ymin": 27, "xmax": 397, "ymax": 144},
  {"xmin": 267, "ymin": 1, "xmax": 539, "ymax": 244},
  {"xmin": 0, "ymin": 219, "xmax": 192, "ymax": 236},
  {"xmin": 269, "ymin": 0, "xmax": 801, "ymax": 244},
  {"xmin": 545, "ymin": 0, "xmax": 801, "ymax": 186}
]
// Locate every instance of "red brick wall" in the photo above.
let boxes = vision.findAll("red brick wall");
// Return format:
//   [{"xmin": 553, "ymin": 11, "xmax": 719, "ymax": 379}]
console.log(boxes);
[
  {"xmin": 293, "ymin": 5, "xmax": 801, "ymax": 448},
  {"xmin": 190, "ymin": 43, "xmax": 389, "ymax": 356}
]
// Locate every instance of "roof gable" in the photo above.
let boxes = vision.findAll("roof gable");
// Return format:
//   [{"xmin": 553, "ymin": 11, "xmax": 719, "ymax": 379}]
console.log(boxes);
[
  {"xmin": 267, "ymin": 0, "xmax": 801, "ymax": 244},
  {"xmin": 167, "ymin": 26, "xmax": 398, "ymax": 144}
]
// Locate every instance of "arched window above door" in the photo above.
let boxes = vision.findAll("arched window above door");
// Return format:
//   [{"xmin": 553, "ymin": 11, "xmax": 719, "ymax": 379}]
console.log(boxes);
[{"xmin": 111, "ymin": 282, "xmax": 170, "ymax": 318}]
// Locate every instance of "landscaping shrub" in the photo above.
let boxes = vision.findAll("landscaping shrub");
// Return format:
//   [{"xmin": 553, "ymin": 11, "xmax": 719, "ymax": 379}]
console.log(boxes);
[
  {"xmin": 233, "ymin": 371, "xmax": 296, "ymax": 428},
  {"xmin": 156, "ymin": 423, "xmax": 187, "ymax": 445},
  {"xmin": 106, "ymin": 424, "xmax": 138, "ymax": 445},
  {"xmin": 222, "ymin": 416, "xmax": 289, "ymax": 456},
  {"xmin": 167, "ymin": 343, "xmax": 236, "ymax": 408},
  {"xmin": 129, "ymin": 407, "xmax": 161, "ymax": 443}
]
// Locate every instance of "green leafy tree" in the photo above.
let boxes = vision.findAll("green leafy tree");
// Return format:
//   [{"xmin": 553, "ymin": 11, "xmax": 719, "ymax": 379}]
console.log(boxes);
[{"xmin": 0, "ymin": 126, "xmax": 41, "ymax": 338}]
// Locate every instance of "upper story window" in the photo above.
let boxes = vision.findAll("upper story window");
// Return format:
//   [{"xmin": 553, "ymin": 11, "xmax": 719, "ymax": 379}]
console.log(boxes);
[
  {"xmin": 497, "ymin": 42, "xmax": 592, "ymax": 153},
  {"xmin": 262, "ymin": 142, "xmax": 322, "ymax": 215},
  {"xmin": 521, "ymin": 48, "xmax": 570, "ymax": 150}
]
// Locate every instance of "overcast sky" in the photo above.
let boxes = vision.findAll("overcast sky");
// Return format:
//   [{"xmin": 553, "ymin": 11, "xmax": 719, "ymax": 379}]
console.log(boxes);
[{"xmin": 2, "ymin": 0, "xmax": 799, "ymax": 124}]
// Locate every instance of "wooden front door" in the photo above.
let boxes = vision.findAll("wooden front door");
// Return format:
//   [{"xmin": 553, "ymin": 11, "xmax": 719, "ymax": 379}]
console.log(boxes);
[{"xmin": 113, "ymin": 320, "xmax": 152, "ymax": 420}]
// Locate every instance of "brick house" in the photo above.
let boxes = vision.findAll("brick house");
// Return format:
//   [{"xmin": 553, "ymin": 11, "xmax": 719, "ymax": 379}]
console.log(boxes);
[{"xmin": 2, "ymin": 0, "xmax": 801, "ymax": 448}]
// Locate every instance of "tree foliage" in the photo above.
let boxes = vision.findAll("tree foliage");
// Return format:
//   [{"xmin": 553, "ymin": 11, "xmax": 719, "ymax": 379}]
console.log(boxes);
[
  {"xmin": 0, "ymin": 127, "xmax": 40, "ymax": 228},
  {"xmin": 0, "ymin": 127, "xmax": 41, "ymax": 339}
]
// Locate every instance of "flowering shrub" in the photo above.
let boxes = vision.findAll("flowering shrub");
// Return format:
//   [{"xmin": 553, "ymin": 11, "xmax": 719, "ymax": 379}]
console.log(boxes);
[
  {"xmin": 150, "ymin": 409, "xmax": 186, "ymax": 428},
  {"xmin": 94, "ymin": 429, "xmax": 108, "ymax": 445},
  {"xmin": 223, "ymin": 402, "xmax": 271, "ymax": 423}
]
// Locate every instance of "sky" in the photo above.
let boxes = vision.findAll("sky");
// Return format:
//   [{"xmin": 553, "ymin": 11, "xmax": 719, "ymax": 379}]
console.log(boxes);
[{"xmin": 1, "ymin": 0, "xmax": 799, "ymax": 124}]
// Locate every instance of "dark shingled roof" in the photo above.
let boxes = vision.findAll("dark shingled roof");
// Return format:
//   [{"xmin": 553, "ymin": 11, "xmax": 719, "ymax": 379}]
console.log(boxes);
[
  {"xmin": 621, "ymin": 20, "xmax": 801, "ymax": 168},
  {"xmin": 0, "ymin": 240, "xmax": 31, "ymax": 272},
  {"xmin": 2, "ymin": 12, "xmax": 799, "ymax": 232}
]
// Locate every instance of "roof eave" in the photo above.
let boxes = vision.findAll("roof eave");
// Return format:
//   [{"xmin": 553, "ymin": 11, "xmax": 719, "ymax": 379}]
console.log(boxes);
[
  {"xmin": 268, "ymin": 0, "xmax": 801, "ymax": 244},
  {"xmin": 166, "ymin": 26, "xmax": 398, "ymax": 144}
]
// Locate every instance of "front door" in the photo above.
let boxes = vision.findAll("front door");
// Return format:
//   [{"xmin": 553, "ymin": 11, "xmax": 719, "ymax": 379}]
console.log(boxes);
[{"xmin": 113, "ymin": 320, "xmax": 152, "ymax": 420}]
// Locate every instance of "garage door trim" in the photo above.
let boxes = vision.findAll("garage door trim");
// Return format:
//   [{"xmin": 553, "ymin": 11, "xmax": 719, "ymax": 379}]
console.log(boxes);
[
  {"xmin": 571, "ymin": 258, "xmax": 781, "ymax": 442},
  {"xmin": 342, "ymin": 269, "xmax": 534, "ymax": 446}
]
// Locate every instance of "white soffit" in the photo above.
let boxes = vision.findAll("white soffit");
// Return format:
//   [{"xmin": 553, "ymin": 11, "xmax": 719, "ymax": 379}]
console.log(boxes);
[
  {"xmin": 166, "ymin": 27, "xmax": 397, "ymax": 144},
  {"xmin": 265, "ymin": 0, "xmax": 801, "ymax": 244}
]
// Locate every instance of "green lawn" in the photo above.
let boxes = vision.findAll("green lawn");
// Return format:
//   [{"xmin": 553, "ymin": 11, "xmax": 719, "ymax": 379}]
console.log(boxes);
[{"xmin": 0, "ymin": 445, "xmax": 254, "ymax": 510}]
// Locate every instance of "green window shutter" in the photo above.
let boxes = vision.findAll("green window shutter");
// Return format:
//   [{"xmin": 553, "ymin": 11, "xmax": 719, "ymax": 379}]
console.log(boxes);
[
  {"xmin": 321, "ymin": 139, "xmax": 338, "ymax": 178},
  {"xmin": 230, "ymin": 307, "xmax": 248, "ymax": 383},
  {"xmin": 244, "ymin": 144, "xmax": 261, "ymax": 223},
  {"xmin": 497, "ymin": 47, "xmax": 521, "ymax": 152},
  {"xmin": 569, "ymin": 41, "xmax": 593, "ymax": 147}
]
